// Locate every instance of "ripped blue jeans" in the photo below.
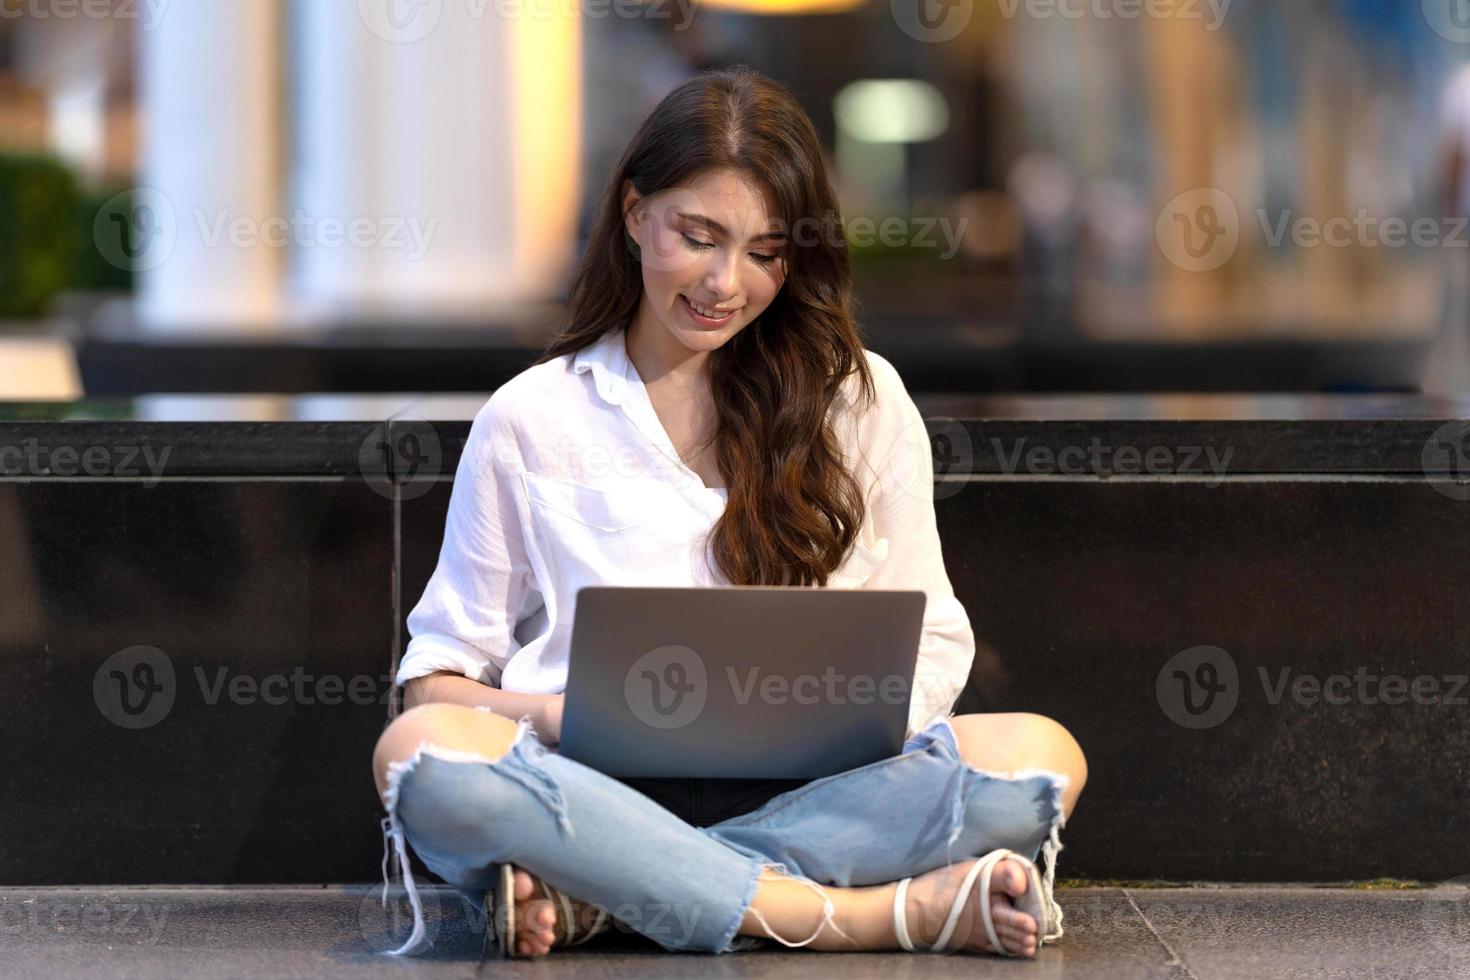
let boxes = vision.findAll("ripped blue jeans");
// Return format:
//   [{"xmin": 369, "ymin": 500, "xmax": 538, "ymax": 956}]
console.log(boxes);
[{"xmin": 377, "ymin": 713, "xmax": 1068, "ymax": 956}]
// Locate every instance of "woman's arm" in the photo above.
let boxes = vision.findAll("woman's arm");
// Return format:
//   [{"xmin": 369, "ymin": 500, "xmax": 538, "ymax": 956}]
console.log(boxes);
[
  {"xmin": 404, "ymin": 671, "xmax": 562, "ymax": 742},
  {"xmin": 397, "ymin": 396, "xmax": 554, "ymax": 719},
  {"xmin": 863, "ymin": 358, "xmax": 977, "ymax": 740}
]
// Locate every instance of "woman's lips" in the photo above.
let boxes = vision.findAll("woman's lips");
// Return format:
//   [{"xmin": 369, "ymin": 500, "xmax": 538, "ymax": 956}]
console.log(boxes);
[{"xmin": 680, "ymin": 294, "xmax": 737, "ymax": 326}]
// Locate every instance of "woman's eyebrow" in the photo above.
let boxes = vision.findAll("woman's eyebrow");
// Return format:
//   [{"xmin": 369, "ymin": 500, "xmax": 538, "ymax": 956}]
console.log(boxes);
[{"xmin": 677, "ymin": 211, "xmax": 787, "ymax": 243}]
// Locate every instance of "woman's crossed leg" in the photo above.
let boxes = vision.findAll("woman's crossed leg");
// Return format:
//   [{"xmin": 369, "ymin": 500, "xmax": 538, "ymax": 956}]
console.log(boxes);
[{"xmin": 370, "ymin": 704, "xmax": 1086, "ymax": 958}]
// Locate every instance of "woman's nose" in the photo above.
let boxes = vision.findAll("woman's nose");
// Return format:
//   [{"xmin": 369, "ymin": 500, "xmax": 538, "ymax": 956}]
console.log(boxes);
[{"xmin": 703, "ymin": 250, "xmax": 740, "ymax": 298}]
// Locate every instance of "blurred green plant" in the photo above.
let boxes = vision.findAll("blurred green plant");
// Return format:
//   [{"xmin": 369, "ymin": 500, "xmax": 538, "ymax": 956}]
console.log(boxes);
[
  {"xmin": 0, "ymin": 153, "xmax": 134, "ymax": 325},
  {"xmin": 75, "ymin": 182, "xmax": 138, "ymax": 293},
  {"xmin": 0, "ymin": 154, "xmax": 79, "ymax": 319}
]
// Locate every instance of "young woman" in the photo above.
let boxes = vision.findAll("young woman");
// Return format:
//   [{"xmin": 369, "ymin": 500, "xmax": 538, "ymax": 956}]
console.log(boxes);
[{"xmin": 370, "ymin": 65, "xmax": 1087, "ymax": 961}]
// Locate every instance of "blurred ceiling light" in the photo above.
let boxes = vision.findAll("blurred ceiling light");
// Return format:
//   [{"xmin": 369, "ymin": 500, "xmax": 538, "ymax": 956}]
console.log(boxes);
[
  {"xmin": 691, "ymin": 0, "xmax": 868, "ymax": 12},
  {"xmin": 834, "ymin": 79, "xmax": 949, "ymax": 144}
]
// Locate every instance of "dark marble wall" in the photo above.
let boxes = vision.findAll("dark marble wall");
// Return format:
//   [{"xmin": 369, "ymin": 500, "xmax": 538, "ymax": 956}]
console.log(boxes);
[
  {"xmin": 1, "ymin": 480, "xmax": 393, "ymax": 885},
  {"xmin": 4, "ymin": 395, "xmax": 1469, "ymax": 885},
  {"xmin": 939, "ymin": 480, "xmax": 1470, "ymax": 881}
]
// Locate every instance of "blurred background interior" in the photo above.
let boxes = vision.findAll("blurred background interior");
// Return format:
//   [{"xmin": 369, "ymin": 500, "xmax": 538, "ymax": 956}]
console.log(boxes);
[{"xmin": 3, "ymin": 0, "xmax": 1470, "ymax": 402}]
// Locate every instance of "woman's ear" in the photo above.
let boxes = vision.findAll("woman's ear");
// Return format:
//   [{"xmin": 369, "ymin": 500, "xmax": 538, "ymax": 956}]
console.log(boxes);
[{"xmin": 621, "ymin": 180, "xmax": 644, "ymax": 242}]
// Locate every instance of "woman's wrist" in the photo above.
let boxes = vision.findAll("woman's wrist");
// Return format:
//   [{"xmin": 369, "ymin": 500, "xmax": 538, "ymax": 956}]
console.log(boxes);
[{"xmin": 530, "ymin": 693, "xmax": 558, "ymax": 744}]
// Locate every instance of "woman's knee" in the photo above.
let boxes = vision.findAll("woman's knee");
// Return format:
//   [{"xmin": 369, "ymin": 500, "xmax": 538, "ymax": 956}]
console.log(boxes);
[
  {"xmin": 949, "ymin": 712, "xmax": 1088, "ymax": 816},
  {"xmin": 371, "ymin": 703, "xmax": 522, "ymax": 802}
]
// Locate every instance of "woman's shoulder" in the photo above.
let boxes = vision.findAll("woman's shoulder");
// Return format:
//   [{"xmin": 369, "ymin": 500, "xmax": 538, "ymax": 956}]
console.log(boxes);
[
  {"xmin": 829, "ymin": 346, "xmax": 917, "ymax": 472},
  {"xmin": 476, "ymin": 351, "xmax": 581, "ymax": 426},
  {"xmin": 858, "ymin": 347, "xmax": 905, "ymax": 394},
  {"xmin": 837, "ymin": 346, "xmax": 909, "ymax": 420},
  {"xmin": 462, "ymin": 352, "xmax": 585, "ymax": 460}
]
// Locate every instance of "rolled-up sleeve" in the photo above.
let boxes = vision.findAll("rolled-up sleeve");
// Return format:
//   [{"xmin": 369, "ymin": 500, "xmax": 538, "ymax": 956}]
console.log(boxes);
[
  {"xmin": 396, "ymin": 396, "xmax": 542, "ymax": 689},
  {"xmin": 865, "ymin": 371, "xmax": 976, "ymax": 741}
]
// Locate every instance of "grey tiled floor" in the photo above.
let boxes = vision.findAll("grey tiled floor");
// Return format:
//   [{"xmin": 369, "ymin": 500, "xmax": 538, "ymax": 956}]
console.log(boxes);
[{"xmin": 2, "ymin": 883, "xmax": 1468, "ymax": 979}]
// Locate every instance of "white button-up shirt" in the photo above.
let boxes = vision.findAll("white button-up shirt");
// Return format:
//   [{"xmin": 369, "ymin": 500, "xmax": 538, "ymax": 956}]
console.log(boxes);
[{"xmin": 396, "ymin": 325, "xmax": 975, "ymax": 740}]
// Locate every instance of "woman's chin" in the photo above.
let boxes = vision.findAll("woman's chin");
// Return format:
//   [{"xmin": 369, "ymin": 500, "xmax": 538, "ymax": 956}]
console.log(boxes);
[{"xmin": 667, "ymin": 313, "xmax": 736, "ymax": 343}]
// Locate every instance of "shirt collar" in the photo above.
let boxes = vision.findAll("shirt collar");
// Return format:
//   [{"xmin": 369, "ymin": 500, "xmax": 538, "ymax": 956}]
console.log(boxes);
[{"xmin": 571, "ymin": 326, "xmax": 630, "ymax": 406}]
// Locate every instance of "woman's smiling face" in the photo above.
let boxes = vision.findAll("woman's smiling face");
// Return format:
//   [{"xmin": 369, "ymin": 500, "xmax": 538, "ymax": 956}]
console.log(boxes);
[{"xmin": 622, "ymin": 168, "xmax": 789, "ymax": 355}]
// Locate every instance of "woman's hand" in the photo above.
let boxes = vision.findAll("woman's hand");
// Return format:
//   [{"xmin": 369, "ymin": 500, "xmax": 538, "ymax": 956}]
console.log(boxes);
[{"xmin": 535, "ymin": 693, "xmax": 565, "ymax": 746}]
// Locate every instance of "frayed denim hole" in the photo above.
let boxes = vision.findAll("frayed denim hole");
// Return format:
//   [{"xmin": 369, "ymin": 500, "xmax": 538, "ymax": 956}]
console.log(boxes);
[
  {"xmin": 717, "ymin": 737, "xmax": 950, "ymax": 830},
  {"xmin": 942, "ymin": 766, "xmax": 1069, "ymax": 945}
]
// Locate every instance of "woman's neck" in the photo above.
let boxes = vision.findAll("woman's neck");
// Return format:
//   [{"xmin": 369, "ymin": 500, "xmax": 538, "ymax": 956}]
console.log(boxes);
[{"xmin": 624, "ymin": 302, "xmax": 712, "ymax": 397}]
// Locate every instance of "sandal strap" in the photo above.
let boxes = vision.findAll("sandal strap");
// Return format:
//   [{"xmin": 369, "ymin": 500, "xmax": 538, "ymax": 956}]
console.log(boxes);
[
  {"xmin": 935, "ymin": 848, "xmax": 1009, "ymax": 954},
  {"xmin": 544, "ymin": 879, "xmax": 613, "ymax": 948},
  {"xmin": 893, "ymin": 877, "xmax": 916, "ymax": 951},
  {"xmin": 553, "ymin": 886, "xmax": 576, "ymax": 945},
  {"xmin": 973, "ymin": 849, "xmax": 1014, "ymax": 955},
  {"xmin": 894, "ymin": 849, "xmax": 1043, "ymax": 956},
  {"xmin": 489, "ymin": 865, "xmax": 515, "ymax": 958}
]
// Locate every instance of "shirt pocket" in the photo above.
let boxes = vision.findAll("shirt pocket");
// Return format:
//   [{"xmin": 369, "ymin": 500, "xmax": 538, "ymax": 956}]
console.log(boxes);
[
  {"xmin": 520, "ymin": 472, "xmax": 688, "ymax": 602},
  {"xmin": 828, "ymin": 535, "xmax": 890, "ymax": 589},
  {"xmin": 521, "ymin": 472, "xmax": 667, "ymax": 533}
]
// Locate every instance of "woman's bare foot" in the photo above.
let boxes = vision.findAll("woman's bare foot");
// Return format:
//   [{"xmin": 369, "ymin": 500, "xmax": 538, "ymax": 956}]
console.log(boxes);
[
  {"xmin": 509, "ymin": 865, "xmax": 596, "ymax": 957},
  {"xmin": 897, "ymin": 857, "xmax": 1040, "ymax": 956}
]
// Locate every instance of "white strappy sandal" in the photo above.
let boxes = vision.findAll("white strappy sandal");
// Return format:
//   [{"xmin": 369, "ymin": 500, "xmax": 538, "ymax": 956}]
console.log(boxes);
[
  {"xmin": 487, "ymin": 863, "xmax": 613, "ymax": 959},
  {"xmin": 892, "ymin": 848, "xmax": 1058, "ymax": 956}
]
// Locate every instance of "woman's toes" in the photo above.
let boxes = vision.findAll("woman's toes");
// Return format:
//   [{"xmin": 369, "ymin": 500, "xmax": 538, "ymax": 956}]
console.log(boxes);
[
  {"xmin": 537, "ymin": 903, "xmax": 557, "ymax": 943},
  {"xmin": 993, "ymin": 906, "xmax": 1038, "ymax": 941},
  {"xmin": 508, "ymin": 865, "xmax": 561, "ymax": 955},
  {"xmin": 998, "ymin": 921, "xmax": 1035, "ymax": 952},
  {"xmin": 986, "ymin": 861, "xmax": 1038, "ymax": 956},
  {"xmin": 909, "ymin": 856, "xmax": 1045, "ymax": 957},
  {"xmin": 997, "ymin": 860, "xmax": 1029, "ymax": 899}
]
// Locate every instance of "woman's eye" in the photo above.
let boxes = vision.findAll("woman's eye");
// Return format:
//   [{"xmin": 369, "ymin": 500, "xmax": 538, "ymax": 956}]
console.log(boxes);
[{"xmin": 682, "ymin": 233, "xmax": 778, "ymax": 265}]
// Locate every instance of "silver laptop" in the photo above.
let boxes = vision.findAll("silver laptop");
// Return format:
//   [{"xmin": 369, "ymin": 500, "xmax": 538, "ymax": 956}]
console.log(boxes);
[{"xmin": 558, "ymin": 585, "xmax": 927, "ymax": 779}]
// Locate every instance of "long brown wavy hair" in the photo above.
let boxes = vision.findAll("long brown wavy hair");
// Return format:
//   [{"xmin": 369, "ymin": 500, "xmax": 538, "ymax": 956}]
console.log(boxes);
[{"xmin": 532, "ymin": 65, "xmax": 876, "ymax": 588}]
